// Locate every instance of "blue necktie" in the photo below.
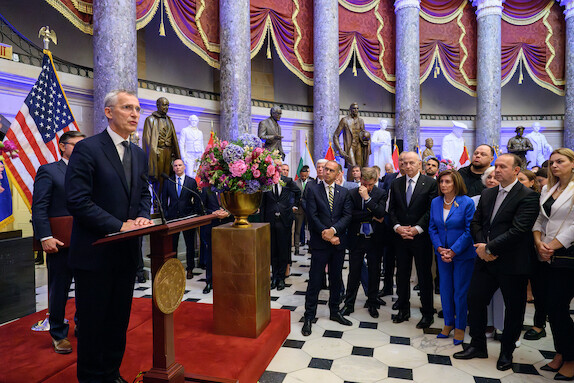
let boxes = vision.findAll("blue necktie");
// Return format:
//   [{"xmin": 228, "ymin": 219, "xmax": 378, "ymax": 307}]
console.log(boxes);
[
  {"xmin": 406, "ymin": 179, "xmax": 413, "ymax": 206},
  {"xmin": 177, "ymin": 177, "xmax": 182, "ymax": 197}
]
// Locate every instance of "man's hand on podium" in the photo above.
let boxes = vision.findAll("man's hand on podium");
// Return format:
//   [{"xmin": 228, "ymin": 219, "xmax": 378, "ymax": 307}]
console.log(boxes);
[{"xmin": 121, "ymin": 217, "xmax": 154, "ymax": 232}]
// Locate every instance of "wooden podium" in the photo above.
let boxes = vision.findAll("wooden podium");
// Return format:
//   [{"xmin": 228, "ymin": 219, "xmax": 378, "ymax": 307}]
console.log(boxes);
[{"xmin": 95, "ymin": 214, "xmax": 228, "ymax": 383}]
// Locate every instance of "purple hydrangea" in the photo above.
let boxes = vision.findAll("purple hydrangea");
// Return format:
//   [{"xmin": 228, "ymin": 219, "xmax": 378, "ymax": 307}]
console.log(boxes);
[
  {"xmin": 244, "ymin": 179, "xmax": 261, "ymax": 194},
  {"xmin": 222, "ymin": 143, "xmax": 244, "ymax": 164},
  {"xmin": 238, "ymin": 133, "xmax": 263, "ymax": 149}
]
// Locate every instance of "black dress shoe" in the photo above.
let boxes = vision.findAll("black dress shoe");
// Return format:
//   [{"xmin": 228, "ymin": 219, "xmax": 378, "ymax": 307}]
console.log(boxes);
[
  {"xmin": 413, "ymin": 284, "xmax": 420, "ymax": 291},
  {"xmin": 277, "ymin": 279, "xmax": 286, "ymax": 291},
  {"xmin": 340, "ymin": 306, "xmax": 354, "ymax": 316},
  {"xmin": 270, "ymin": 279, "xmax": 277, "ymax": 290},
  {"xmin": 496, "ymin": 353, "xmax": 513, "ymax": 371},
  {"xmin": 301, "ymin": 319, "xmax": 312, "ymax": 336},
  {"xmin": 392, "ymin": 301, "xmax": 399, "ymax": 310},
  {"xmin": 541, "ymin": 362, "xmax": 563, "ymax": 372},
  {"xmin": 203, "ymin": 283, "xmax": 212, "ymax": 294},
  {"xmin": 330, "ymin": 312, "xmax": 352, "ymax": 326},
  {"xmin": 392, "ymin": 311, "xmax": 410, "ymax": 323},
  {"xmin": 453, "ymin": 346, "xmax": 488, "ymax": 360},
  {"xmin": 137, "ymin": 273, "xmax": 146, "ymax": 283},
  {"xmin": 186, "ymin": 270, "xmax": 193, "ymax": 280},
  {"xmin": 438, "ymin": 310, "xmax": 444, "ymax": 318},
  {"xmin": 376, "ymin": 297, "xmax": 387, "ymax": 306},
  {"xmin": 523, "ymin": 328, "xmax": 546, "ymax": 340},
  {"xmin": 554, "ymin": 372, "xmax": 574, "ymax": 381},
  {"xmin": 368, "ymin": 306, "xmax": 379, "ymax": 318},
  {"xmin": 416, "ymin": 315, "xmax": 434, "ymax": 329}
]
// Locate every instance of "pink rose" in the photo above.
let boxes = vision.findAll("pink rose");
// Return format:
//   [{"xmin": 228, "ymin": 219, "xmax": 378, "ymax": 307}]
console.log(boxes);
[
  {"xmin": 221, "ymin": 141, "xmax": 229, "ymax": 149},
  {"xmin": 266, "ymin": 165, "xmax": 276, "ymax": 177},
  {"xmin": 229, "ymin": 160, "xmax": 248, "ymax": 177},
  {"xmin": 265, "ymin": 155, "xmax": 272, "ymax": 164},
  {"xmin": 254, "ymin": 147, "xmax": 263, "ymax": 156},
  {"xmin": 253, "ymin": 169, "xmax": 261, "ymax": 178}
]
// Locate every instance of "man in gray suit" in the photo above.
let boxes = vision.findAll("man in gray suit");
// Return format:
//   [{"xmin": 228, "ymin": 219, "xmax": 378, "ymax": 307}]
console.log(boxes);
[{"xmin": 258, "ymin": 106, "xmax": 284, "ymax": 159}]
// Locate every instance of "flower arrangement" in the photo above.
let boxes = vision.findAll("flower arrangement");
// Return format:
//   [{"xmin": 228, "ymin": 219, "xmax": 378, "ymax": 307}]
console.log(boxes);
[
  {"xmin": 0, "ymin": 140, "xmax": 18, "ymax": 161},
  {"xmin": 438, "ymin": 158, "xmax": 455, "ymax": 173},
  {"xmin": 197, "ymin": 133, "xmax": 283, "ymax": 194}
]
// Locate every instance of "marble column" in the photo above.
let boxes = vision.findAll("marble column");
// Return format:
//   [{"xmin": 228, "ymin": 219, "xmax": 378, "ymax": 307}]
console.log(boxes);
[
  {"xmin": 473, "ymin": 0, "xmax": 502, "ymax": 147},
  {"xmin": 394, "ymin": 0, "xmax": 420, "ymax": 152},
  {"xmin": 219, "ymin": 0, "xmax": 251, "ymax": 141},
  {"xmin": 313, "ymin": 0, "xmax": 339, "ymax": 159},
  {"xmin": 561, "ymin": 0, "xmax": 574, "ymax": 149},
  {"xmin": 93, "ymin": 0, "xmax": 138, "ymax": 134}
]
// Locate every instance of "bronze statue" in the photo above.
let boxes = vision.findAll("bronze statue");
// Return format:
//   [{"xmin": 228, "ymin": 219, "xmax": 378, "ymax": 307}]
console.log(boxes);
[
  {"xmin": 507, "ymin": 126, "xmax": 533, "ymax": 168},
  {"xmin": 422, "ymin": 137, "xmax": 435, "ymax": 159},
  {"xmin": 257, "ymin": 106, "xmax": 285, "ymax": 159},
  {"xmin": 333, "ymin": 103, "xmax": 371, "ymax": 180},
  {"xmin": 142, "ymin": 97, "xmax": 181, "ymax": 194}
]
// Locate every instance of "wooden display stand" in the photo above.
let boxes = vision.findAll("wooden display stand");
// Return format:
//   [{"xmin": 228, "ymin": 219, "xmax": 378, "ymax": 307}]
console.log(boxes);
[
  {"xmin": 212, "ymin": 223, "xmax": 271, "ymax": 338},
  {"xmin": 95, "ymin": 215, "xmax": 222, "ymax": 383}
]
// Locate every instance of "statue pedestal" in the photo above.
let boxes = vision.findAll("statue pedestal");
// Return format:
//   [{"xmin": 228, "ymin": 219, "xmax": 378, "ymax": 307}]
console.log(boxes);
[{"xmin": 212, "ymin": 223, "xmax": 271, "ymax": 338}]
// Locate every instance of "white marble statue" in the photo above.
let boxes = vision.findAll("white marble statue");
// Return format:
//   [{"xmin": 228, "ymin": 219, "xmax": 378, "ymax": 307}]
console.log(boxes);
[
  {"xmin": 525, "ymin": 122, "xmax": 553, "ymax": 168},
  {"xmin": 441, "ymin": 121, "xmax": 467, "ymax": 166},
  {"xmin": 179, "ymin": 115, "xmax": 204, "ymax": 178},
  {"xmin": 371, "ymin": 119, "xmax": 393, "ymax": 173}
]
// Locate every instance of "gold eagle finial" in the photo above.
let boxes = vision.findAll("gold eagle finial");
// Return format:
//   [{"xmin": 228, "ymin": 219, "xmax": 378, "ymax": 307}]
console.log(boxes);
[{"xmin": 38, "ymin": 26, "xmax": 57, "ymax": 50}]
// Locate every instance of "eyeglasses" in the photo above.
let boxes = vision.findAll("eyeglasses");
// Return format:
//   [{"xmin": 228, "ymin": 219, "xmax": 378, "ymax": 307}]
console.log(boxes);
[{"xmin": 111, "ymin": 105, "xmax": 142, "ymax": 113}]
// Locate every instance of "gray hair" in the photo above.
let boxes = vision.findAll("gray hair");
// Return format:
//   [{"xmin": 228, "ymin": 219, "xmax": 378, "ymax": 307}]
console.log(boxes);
[
  {"xmin": 316, "ymin": 158, "xmax": 328, "ymax": 166},
  {"xmin": 481, "ymin": 166, "xmax": 495, "ymax": 186},
  {"xmin": 104, "ymin": 89, "xmax": 137, "ymax": 108}
]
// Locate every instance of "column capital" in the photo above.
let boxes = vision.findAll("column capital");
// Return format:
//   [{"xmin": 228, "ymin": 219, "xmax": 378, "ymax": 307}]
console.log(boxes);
[
  {"xmin": 560, "ymin": 0, "xmax": 574, "ymax": 20},
  {"xmin": 471, "ymin": 0, "xmax": 504, "ymax": 18},
  {"xmin": 394, "ymin": 0, "xmax": 420, "ymax": 13}
]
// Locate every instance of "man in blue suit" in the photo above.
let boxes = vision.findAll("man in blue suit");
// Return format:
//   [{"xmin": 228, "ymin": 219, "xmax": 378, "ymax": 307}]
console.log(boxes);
[
  {"xmin": 162, "ymin": 159, "xmax": 202, "ymax": 279},
  {"xmin": 66, "ymin": 89, "xmax": 153, "ymax": 383},
  {"xmin": 32, "ymin": 130, "xmax": 85, "ymax": 354},
  {"xmin": 302, "ymin": 160, "xmax": 353, "ymax": 336}
]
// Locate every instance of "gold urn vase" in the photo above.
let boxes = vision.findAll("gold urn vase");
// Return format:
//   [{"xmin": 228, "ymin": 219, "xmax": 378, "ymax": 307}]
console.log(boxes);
[{"xmin": 220, "ymin": 191, "xmax": 262, "ymax": 228}]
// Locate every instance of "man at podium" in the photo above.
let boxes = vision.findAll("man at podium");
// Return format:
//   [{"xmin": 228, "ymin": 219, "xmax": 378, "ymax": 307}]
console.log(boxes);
[{"xmin": 66, "ymin": 89, "xmax": 153, "ymax": 383}]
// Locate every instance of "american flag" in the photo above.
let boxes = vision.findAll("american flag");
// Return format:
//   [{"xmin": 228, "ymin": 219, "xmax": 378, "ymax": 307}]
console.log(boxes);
[{"xmin": 4, "ymin": 51, "xmax": 79, "ymax": 208}]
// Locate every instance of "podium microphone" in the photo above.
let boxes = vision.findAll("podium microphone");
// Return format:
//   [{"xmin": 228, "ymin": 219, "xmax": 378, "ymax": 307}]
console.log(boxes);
[
  {"xmin": 141, "ymin": 174, "xmax": 167, "ymax": 224},
  {"xmin": 161, "ymin": 173, "xmax": 206, "ymax": 215}
]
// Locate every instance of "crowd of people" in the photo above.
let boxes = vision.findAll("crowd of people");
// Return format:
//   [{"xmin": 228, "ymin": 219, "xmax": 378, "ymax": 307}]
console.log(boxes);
[
  {"xmin": 277, "ymin": 145, "xmax": 574, "ymax": 380},
  {"xmin": 30, "ymin": 89, "xmax": 574, "ymax": 382}
]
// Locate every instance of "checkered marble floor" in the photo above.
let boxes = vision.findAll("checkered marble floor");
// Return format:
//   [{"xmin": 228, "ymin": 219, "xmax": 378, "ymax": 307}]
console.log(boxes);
[{"xmin": 33, "ymin": 245, "xmax": 574, "ymax": 383}]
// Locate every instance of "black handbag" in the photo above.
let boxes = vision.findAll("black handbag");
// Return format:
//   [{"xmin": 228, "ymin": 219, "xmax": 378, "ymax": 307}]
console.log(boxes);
[{"xmin": 550, "ymin": 202, "xmax": 574, "ymax": 269}]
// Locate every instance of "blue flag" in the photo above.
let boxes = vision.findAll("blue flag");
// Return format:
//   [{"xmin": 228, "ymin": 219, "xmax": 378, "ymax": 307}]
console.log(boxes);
[{"xmin": 0, "ymin": 161, "xmax": 14, "ymax": 229}]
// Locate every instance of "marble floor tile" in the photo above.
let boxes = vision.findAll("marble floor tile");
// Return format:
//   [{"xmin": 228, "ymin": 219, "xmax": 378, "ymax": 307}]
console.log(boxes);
[
  {"xmin": 413, "ymin": 363, "xmax": 475, "ymax": 383},
  {"xmin": 266, "ymin": 347, "xmax": 312, "ymax": 373},
  {"xmin": 373, "ymin": 344, "xmax": 429, "ymax": 369},
  {"xmin": 301, "ymin": 337, "xmax": 353, "ymax": 360},
  {"xmin": 282, "ymin": 368, "xmax": 343, "ymax": 383},
  {"xmin": 341, "ymin": 328, "xmax": 390, "ymax": 348},
  {"xmin": 330, "ymin": 355, "xmax": 388, "ymax": 382}
]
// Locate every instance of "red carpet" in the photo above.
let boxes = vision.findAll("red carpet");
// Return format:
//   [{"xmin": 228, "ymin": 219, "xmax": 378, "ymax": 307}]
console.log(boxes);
[{"xmin": 0, "ymin": 298, "xmax": 290, "ymax": 383}]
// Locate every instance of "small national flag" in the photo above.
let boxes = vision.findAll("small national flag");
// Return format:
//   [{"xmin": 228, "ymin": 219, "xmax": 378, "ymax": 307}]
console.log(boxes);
[
  {"xmin": 196, "ymin": 131, "xmax": 214, "ymax": 185},
  {"xmin": 4, "ymin": 50, "xmax": 79, "ymax": 209},
  {"xmin": 325, "ymin": 142, "xmax": 336, "ymax": 161},
  {"xmin": 295, "ymin": 137, "xmax": 317, "ymax": 180},
  {"xmin": 459, "ymin": 146, "xmax": 470, "ymax": 168},
  {"xmin": 415, "ymin": 145, "xmax": 422, "ymax": 160},
  {"xmin": 491, "ymin": 145, "xmax": 499, "ymax": 165},
  {"xmin": 392, "ymin": 142, "xmax": 399, "ymax": 172}
]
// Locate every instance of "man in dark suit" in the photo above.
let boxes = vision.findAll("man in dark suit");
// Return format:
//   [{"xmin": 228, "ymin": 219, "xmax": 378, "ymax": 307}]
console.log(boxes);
[
  {"xmin": 66, "ymin": 89, "xmax": 153, "ymax": 383},
  {"xmin": 453, "ymin": 153, "xmax": 539, "ymax": 371},
  {"xmin": 162, "ymin": 158, "xmax": 201, "ymax": 279},
  {"xmin": 388, "ymin": 151, "xmax": 438, "ymax": 328},
  {"xmin": 32, "ymin": 130, "xmax": 85, "ymax": 354},
  {"xmin": 301, "ymin": 160, "xmax": 353, "ymax": 336},
  {"xmin": 340, "ymin": 167, "xmax": 386, "ymax": 318},
  {"xmin": 293, "ymin": 165, "xmax": 312, "ymax": 255},
  {"xmin": 260, "ymin": 171, "xmax": 301, "ymax": 290}
]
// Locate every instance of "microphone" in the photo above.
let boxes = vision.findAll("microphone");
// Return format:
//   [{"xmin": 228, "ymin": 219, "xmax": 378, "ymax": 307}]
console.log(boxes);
[
  {"xmin": 161, "ymin": 173, "xmax": 206, "ymax": 215},
  {"xmin": 141, "ymin": 174, "xmax": 167, "ymax": 224}
]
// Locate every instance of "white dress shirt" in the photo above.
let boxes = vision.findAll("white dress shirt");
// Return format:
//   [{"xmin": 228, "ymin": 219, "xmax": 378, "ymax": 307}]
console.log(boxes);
[{"xmin": 107, "ymin": 126, "xmax": 130, "ymax": 160}]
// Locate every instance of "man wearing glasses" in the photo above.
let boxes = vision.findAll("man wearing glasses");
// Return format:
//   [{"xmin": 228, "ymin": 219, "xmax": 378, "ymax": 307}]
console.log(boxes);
[{"xmin": 66, "ymin": 89, "xmax": 153, "ymax": 383}]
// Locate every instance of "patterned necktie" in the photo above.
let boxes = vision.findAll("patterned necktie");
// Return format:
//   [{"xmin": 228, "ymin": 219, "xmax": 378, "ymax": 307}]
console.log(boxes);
[
  {"xmin": 121, "ymin": 141, "xmax": 131, "ymax": 191},
  {"xmin": 177, "ymin": 177, "xmax": 182, "ymax": 197},
  {"xmin": 328, "ymin": 185, "xmax": 334, "ymax": 211},
  {"xmin": 406, "ymin": 178, "xmax": 413, "ymax": 206}
]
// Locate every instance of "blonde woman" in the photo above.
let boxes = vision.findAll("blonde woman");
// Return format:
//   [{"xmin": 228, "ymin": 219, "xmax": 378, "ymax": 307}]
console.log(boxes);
[{"xmin": 533, "ymin": 148, "xmax": 574, "ymax": 380}]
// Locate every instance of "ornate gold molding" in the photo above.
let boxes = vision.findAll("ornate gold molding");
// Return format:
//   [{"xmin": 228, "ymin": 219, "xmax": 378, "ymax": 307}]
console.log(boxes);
[
  {"xmin": 45, "ymin": 0, "xmax": 93, "ymax": 34},
  {"xmin": 543, "ymin": 8, "xmax": 565, "ymax": 87},
  {"xmin": 292, "ymin": 0, "xmax": 314, "ymax": 72}
]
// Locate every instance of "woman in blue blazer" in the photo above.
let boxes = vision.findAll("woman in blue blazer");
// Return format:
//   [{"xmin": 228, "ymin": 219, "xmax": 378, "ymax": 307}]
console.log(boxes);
[{"xmin": 429, "ymin": 169, "xmax": 476, "ymax": 345}]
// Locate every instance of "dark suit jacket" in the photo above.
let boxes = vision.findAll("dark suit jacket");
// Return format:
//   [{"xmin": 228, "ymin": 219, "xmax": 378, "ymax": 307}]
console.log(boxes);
[
  {"xmin": 348, "ymin": 186, "xmax": 386, "ymax": 247},
  {"xmin": 471, "ymin": 181, "xmax": 539, "ymax": 275},
  {"xmin": 66, "ymin": 130, "xmax": 151, "ymax": 270},
  {"xmin": 32, "ymin": 159, "xmax": 70, "ymax": 240},
  {"xmin": 260, "ymin": 176, "xmax": 301, "ymax": 227},
  {"xmin": 429, "ymin": 195, "xmax": 476, "ymax": 260},
  {"xmin": 161, "ymin": 175, "xmax": 201, "ymax": 220},
  {"xmin": 381, "ymin": 172, "xmax": 399, "ymax": 192},
  {"xmin": 303, "ymin": 181, "xmax": 352, "ymax": 250},
  {"xmin": 388, "ymin": 174, "xmax": 438, "ymax": 232}
]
